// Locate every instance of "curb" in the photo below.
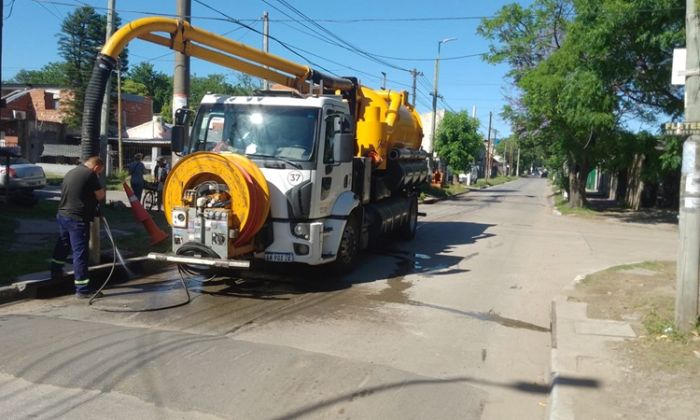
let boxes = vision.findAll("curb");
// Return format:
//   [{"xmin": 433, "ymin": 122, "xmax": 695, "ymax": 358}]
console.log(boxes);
[
  {"xmin": 547, "ymin": 299, "xmax": 572, "ymax": 420},
  {"xmin": 547, "ymin": 293, "xmax": 637, "ymax": 420},
  {"xmin": 0, "ymin": 256, "xmax": 169, "ymax": 305}
]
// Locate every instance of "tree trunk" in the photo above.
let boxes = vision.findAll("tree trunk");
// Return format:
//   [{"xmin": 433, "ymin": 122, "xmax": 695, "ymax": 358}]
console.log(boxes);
[
  {"xmin": 624, "ymin": 153, "xmax": 645, "ymax": 210},
  {"xmin": 568, "ymin": 158, "xmax": 588, "ymax": 208}
]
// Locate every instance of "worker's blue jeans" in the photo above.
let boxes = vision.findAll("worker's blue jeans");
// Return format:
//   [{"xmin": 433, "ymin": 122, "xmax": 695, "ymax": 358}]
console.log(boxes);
[
  {"xmin": 51, "ymin": 214, "xmax": 91, "ymax": 294},
  {"xmin": 131, "ymin": 181, "xmax": 144, "ymax": 201}
]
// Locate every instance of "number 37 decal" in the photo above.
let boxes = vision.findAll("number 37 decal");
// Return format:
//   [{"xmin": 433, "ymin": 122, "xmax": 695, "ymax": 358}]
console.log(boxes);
[{"xmin": 287, "ymin": 171, "xmax": 303, "ymax": 185}]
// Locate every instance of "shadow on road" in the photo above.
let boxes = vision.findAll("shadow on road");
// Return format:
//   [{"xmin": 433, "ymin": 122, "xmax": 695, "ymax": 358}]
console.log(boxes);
[{"xmin": 270, "ymin": 374, "xmax": 599, "ymax": 420}]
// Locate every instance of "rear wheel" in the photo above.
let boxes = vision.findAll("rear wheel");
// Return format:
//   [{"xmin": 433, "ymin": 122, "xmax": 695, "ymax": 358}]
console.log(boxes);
[{"xmin": 398, "ymin": 195, "xmax": 418, "ymax": 240}]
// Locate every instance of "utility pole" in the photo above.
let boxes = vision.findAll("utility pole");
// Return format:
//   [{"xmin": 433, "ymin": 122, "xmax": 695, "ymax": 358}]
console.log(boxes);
[
  {"xmin": 486, "ymin": 112, "xmax": 492, "ymax": 180},
  {"xmin": 675, "ymin": 0, "xmax": 700, "ymax": 332},
  {"xmin": 100, "ymin": 0, "xmax": 115, "ymax": 164},
  {"xmin": 431, "ymin": 37, "xmax": 456, "ymax": 159},
  {"xmin": 173, "ymin": 0, "xmax": 191, "ymax": 121},
  {"xmin": 90, "ymin": 0, "xmax": 115, "ymax": 265},
  {"xmin": 117, "ymin": 63, "xmax": 123, "ymax": 172},
  {"xmin": 516, "ymin": 146, "xmax": 521, "ymax": 177},
  {"xmin": 262, "ymin": 11, "xmax": 269, "ymax": 90},
  {"xmin": 409, "ymin": 68, "xmax": 421, "ymax": 107}
]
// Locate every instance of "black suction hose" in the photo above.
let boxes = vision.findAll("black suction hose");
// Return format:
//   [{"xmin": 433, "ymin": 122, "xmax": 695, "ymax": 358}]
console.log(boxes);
[{"xmin": 81, "ymin": 54, "xmax": 115, "ymax": 160}]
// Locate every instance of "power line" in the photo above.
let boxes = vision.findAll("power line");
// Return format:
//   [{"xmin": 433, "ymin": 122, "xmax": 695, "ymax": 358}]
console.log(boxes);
[
  {"xmin": 30, "ymin": 0, "xmax": 63, "ymax": 20},
  {"xmin": 192, "ymin": 0, "xmax": 336, "ymax": 75},
  {"xmin": 266, "ymin": 0, "xmax": 411, "ymax": 73}
]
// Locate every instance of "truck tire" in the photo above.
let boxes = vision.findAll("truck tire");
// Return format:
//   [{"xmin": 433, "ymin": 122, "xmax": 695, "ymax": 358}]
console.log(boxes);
[
  {"xmin": 398, "ymin": 195, "xmax": 418, "ymax": 240},
  {"xmin": 330, "ymin": 215, "xmax": 359, "ymax": 274}
]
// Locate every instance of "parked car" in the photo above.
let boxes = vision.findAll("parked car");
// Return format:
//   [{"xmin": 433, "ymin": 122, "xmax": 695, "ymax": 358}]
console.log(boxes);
[{"xmin": 0, "ymin": 156, "xmax": 47, "ymax": 191}]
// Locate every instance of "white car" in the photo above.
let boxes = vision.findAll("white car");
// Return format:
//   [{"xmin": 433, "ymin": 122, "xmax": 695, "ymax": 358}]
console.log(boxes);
[{"xmin": 0, "ymin": 156, "xmax": 47, "ymax": 191}]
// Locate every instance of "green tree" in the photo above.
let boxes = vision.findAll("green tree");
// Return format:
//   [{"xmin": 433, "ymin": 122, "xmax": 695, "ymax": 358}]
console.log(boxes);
[
  {"xmin": 479, "ymin": 0, "xmax": 684, "ymax": 207},
  {"xmin": 190, "ymin": 73, "xmax": 254, "ymax": 108},
  {"xmin": 120, "ymin": 79, "xmax": 149, "ymax": 96},
  {"xmin": 126, "ymin": 62, "xmax": 171, "ymax": 113},
  {"xmin": 434, "ymin": 111, "xmax": 482, "ymax": 173},
  {"xmin": 11, "ymin": 62, "xmax": 70, "ymax": 85},
  {"xmin": 57, "ymin": 6, "xmax": 127, "ymax": 127}
]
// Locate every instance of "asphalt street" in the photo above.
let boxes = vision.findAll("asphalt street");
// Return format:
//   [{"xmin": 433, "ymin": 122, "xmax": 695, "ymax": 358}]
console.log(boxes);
[{"xmin": 0, "ymin": 177, "xmax": 678, "ymax": 419}]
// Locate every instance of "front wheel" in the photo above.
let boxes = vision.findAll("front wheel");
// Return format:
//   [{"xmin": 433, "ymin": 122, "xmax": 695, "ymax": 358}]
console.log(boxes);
[{"xmin": 329, "ymin": 216, "xmax": 359, "ymax": 274}]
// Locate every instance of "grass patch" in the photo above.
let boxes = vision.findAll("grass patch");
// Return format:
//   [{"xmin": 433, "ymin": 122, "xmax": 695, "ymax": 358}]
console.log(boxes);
[
  {"xmin": 0, "ymin": 200, "xmax": 173, "ymax": 285},
  {"xmin": 569, "ymin": 260, "xmax": 700, "ymax": 376},
  {"xmin": 0, "ymin": 201, "xmax": 56, "ymax": 284},
  {"xmin": 554, "ymin": 194, "xmax": 597, "ymax": 216},
  {"xmin": 420, "ymin": 183, "xmax": 468, "ymax": 200},
  {"xmin": 106, "ymin": 170, "xmax": 129, "ymax": 191},
  {"xmin": 1, "ymin": 200, "xmax": 57, "ymax": 219},
  {"xmin": 473, "ymin": 175, "xmax": 517, "ymax": 188},
  {"xmin": 46, "ymin": 174, "xmax": 64, "ymax": 186}
]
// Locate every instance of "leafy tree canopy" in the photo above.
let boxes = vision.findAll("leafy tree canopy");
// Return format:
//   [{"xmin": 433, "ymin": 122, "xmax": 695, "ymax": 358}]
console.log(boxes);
[
  {"xmin": 57, "ymin": 6, "xmax": 127, "ymax": 127},
  {"xmin": 434, "ymin": 111, "xmax": 482, "ymax": 172},
  {"xmin": 11, "ymin": 62, "xmax": 70, "ymax": 85}
]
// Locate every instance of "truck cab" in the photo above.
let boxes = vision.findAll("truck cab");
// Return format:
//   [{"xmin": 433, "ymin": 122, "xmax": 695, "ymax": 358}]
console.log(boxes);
[{"xmin": 173, "ymin": 93, "xmax": 358, "ymax": 267}]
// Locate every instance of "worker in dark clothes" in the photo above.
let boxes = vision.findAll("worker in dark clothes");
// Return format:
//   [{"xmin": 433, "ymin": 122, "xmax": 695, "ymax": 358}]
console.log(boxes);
[
  {"xmin": 50, "ymin": 156, "xmax": 106, "ymax": 298},
  {"xmin": 154, "ymin": 156, "xmax": 170, "ymax": 211},
  {"xmin": 127, "ymin": 152, "xmax": 147, "ymax": 201}
]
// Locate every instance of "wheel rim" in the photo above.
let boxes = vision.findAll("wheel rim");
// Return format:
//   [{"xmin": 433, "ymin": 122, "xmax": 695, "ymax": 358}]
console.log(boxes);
[{"xmin": 338, "ymin": 222, "xmax": 357, "ymax": 264}]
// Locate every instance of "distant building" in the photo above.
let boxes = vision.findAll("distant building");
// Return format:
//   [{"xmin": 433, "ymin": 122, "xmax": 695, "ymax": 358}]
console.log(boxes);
[
  {"xmin": 0, "ymin": 84, "xmax": 153, "ymax": 162},
  {"xmin": 419, "ymin": 109, "xmax": 445, "ymax": 154}
]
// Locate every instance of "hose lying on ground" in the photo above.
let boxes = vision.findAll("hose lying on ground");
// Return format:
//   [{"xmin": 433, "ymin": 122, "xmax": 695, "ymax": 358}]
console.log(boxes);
[{"xmin": 87, "ymin": 216, "xmax": 192, "ymax": 312}]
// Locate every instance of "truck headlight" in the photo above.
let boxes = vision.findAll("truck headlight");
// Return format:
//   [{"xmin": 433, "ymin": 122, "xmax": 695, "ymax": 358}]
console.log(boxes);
[{"xmin": 292, "ymin": 223, "xmax": 310, "ymax": 240}]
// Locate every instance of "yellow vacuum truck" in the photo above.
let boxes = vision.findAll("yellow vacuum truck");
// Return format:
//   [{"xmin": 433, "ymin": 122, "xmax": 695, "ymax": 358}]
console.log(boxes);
[{"xmin": 80, "ymin": 17, "xmax": 429, "ymax": 272}]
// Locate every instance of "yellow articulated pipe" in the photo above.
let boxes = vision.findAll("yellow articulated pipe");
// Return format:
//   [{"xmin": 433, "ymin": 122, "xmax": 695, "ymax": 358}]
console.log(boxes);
[{"xmin": 99, "ymin": 16, "xmax": 342, "ymax": 92}]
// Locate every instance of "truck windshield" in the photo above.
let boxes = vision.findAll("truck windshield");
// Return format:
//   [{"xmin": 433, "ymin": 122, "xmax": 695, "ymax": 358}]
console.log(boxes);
[{"xmin": 189, "ymin": 104, "xmax": 319, "ymax": 162}]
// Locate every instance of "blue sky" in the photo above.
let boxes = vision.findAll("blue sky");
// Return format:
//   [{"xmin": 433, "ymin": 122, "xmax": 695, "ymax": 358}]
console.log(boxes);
[{"xmin": 2, "ymin": 0, "xmax": 530, "ymax": 138}]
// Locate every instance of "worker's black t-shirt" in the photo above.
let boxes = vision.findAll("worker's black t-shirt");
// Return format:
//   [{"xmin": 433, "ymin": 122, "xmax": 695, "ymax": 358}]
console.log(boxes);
[{"xmin": 57, "ymin": 165, "xmax": 102, "ymax": 222}]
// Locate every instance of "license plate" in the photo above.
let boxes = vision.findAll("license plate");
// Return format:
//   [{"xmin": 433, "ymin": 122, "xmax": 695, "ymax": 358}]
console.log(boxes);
[{"xmin": 264, "ymin": 252, "xmax": 294, "ymax": 262}]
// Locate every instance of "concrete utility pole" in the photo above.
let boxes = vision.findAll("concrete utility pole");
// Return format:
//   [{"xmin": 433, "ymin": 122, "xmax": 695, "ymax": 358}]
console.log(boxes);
[
  {"xmin": 262, "ymin": 11, "xmax": 269, "ymax": 90},
  {"xmin": 486, "ymin": 112, "xmax": 492, "ymax": 180},
  {"xmin": 675, "ymin": 0, "xmax": 700, "ymax": 332},
  {"xmin": 173, "ymin": 0, "xmax": 191, "ymax": 121},
  {"xmin": 431, "ymin": 37, "xmax": 456, "ymax": 154},
  {"xmin": 90, "ymin": 0, "xmax": 115, "ymax": 265},
  {"xmin": 409, "ymin": 69, "xmax": 421, "ymax": 107}
]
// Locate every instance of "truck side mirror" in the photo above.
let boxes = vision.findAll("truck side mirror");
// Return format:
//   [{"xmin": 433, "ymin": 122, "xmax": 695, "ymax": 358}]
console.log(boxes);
[
  {"xmin": 332, "ymin": 117, "xmax": 354, "ymax": 163},
  {"xmin": 174, "ymin": 108, "xmax": 194, "ymax": 126},
  {"xmin": 171, "ymin": 126, "xmax": 187, "ymax": 153},
  {"xmin": 172, "ymin": 108, "xmax": 194, "ymax": 153}
]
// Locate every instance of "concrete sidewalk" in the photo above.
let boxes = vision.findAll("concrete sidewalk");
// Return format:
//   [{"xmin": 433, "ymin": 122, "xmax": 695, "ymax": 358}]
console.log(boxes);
[{"xmin": 548, "ymin": 295, "xmax": 639, "ymax": 420}]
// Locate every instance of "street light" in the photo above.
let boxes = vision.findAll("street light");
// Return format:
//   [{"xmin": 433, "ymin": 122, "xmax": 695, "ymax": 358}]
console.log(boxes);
[{"xmin": 431, "ymin": 37, "xmax": 457, "ymax": 155}]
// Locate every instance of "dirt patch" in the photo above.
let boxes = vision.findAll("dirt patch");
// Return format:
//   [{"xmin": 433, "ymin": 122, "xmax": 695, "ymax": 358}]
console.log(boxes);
[{"xmin": 569, "ymin": 261, "xmax": 700, "ymax": 418}]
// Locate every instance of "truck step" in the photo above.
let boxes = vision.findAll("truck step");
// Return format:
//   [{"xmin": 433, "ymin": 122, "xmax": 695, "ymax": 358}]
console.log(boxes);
[
  {"xmin": 321, "ymin": 253, "xmax": 335, "ymax": 259},
  {"xmin": 323, "ymin": 226, "xmax": 333, "ymax": 233}
]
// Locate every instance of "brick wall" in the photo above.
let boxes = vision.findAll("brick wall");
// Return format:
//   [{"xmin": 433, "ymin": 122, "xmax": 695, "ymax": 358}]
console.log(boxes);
[{"xmin": 119, "ymin": 94, "xmax": 153, "ymax": 128}]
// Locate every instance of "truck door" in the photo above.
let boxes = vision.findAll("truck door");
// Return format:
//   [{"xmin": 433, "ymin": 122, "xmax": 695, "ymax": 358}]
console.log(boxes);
[{"xmin": 313, "ymin": 108, "xmax": 353, "ymax": 217}]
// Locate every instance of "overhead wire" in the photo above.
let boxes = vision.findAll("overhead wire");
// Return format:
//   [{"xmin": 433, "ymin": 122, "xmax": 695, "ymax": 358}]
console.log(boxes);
[
  {"xmin": 265, "ymin": 0, "xmax": 411, "ymax": 73},
  {"xmin": 192, "ymin": 0, "xmax": 336, "ymax": 75}
]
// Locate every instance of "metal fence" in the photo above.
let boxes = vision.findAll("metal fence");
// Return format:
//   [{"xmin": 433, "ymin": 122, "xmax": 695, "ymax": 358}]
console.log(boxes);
[{"xmin": 39, "ymin": 139, "xmax": 171, "ymax": 177}]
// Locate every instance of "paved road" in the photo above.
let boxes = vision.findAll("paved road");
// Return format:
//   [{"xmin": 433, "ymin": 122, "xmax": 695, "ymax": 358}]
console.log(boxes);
[{"xmin": 0, "ymin": 178, "xmax": 677, "ymax": 419}]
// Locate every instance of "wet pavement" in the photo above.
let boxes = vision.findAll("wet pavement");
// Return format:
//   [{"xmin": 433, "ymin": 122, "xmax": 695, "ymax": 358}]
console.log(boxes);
[{"xmin": 0, "ymin": 178, "xmax": 678, "ymax": 419}]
